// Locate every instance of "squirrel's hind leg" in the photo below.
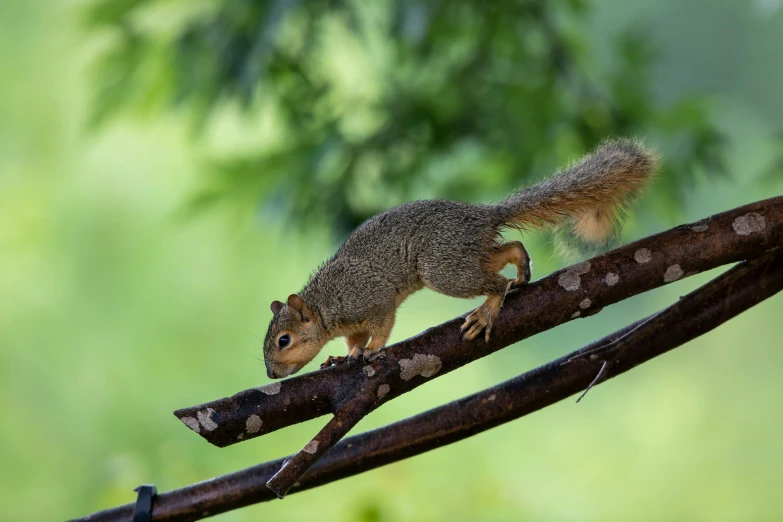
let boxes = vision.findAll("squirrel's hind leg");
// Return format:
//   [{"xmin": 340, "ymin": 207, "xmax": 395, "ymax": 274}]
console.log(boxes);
[
  {"xmin": 488, "ymin": 241, "xmax": 531, "ymax": 288},
  {"xmin": 461, "ymin": 242, "xmax": 530, "ymax": 341}
]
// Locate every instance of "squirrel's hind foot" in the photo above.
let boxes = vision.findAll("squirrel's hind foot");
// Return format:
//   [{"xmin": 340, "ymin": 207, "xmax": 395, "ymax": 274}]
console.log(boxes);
[{"xmin": 461, "ymin": 294, "xmax": 504, "ymax": 342}]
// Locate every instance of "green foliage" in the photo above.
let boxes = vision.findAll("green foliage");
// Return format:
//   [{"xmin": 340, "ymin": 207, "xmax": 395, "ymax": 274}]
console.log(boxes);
[
  {"xmin": 4, "ymin": 2, "xmax": 783, "ymax": 520},
  {"xmin": 87, "ymin": 0, "xmax": 726, "ymax": 236}
]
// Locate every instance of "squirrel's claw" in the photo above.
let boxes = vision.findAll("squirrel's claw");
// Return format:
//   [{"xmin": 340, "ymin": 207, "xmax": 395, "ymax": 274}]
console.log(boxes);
[
  {"xmin": 320, "ymin": 355, "xmax": 347, "ymax": 369},
  {"xmin": 566, "ymin": 332, "xmax": 637, "ymax": 402},
  {"xmin": 362, "ymin": 349, "xmax": 382, "ymax": 362},
  {"xmin": 320, "ymin": 351, "xmax": 363, "ymax": 368}
]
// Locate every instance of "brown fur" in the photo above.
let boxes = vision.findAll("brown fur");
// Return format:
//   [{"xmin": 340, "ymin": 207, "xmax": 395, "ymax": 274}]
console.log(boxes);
[
  {"xmin": 263, "ymin": 138, "xmax": 658, "ymax": 378},
  {"xmin": 499, "ymin": 138, "xmax": 659, "ymax": 244}
]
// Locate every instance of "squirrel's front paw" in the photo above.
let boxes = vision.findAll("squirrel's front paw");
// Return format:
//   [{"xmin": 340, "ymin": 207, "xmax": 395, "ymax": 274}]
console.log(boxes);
[
  {"xmin": 320, "ymin": 355, "xmax": 347, "ymax": 368},
  {"xmin": 346, "ymin": 347, "xmax": 362, "ymax": 361}
]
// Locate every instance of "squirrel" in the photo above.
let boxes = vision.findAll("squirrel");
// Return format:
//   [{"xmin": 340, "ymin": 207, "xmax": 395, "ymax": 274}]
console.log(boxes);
[{"xmin": 263, "ymin": 138, "xmax": 658, "ymax": 379}]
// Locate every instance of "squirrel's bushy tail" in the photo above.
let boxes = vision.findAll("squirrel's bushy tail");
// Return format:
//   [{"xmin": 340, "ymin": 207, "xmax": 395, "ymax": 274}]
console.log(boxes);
[{"xmin": 498, "ymin": 138, "xmax": 658, "ymax": 245}]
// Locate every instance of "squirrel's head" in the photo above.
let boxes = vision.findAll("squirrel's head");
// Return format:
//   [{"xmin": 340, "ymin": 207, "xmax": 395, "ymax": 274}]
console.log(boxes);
[{"xmin": 263, "ymin": 294, "xmax": 326, "ymax": 379}]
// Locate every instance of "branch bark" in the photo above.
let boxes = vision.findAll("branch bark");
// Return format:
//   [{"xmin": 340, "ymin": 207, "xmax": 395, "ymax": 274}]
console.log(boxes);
[{"xmin": 73, "ymin": 247, "xmax": 783, "ymax": 522}]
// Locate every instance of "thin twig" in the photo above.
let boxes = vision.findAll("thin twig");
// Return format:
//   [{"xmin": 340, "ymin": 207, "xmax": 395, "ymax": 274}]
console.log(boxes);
[
  {"xmin": 564, "ymin": 308, "xmax": 665, "ymax": 366},
  {"xmin": 575, "ymin": 360, "xmax": 609, "ymax": 403}
]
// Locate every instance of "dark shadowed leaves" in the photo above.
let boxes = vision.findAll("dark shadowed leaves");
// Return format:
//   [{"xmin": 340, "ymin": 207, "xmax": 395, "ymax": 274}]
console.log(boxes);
[{"xmin": 86, "ymin": 0, "xmax": 729, "ymax": 237}]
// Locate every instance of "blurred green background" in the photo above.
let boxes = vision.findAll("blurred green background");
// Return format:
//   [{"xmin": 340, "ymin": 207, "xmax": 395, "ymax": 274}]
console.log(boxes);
[{"xmin": 2, "ymin": 0, "xmax": 783, "ymax": 521}]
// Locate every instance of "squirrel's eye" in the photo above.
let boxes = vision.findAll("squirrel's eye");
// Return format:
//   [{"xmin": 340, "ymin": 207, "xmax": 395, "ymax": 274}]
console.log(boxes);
[{"xmin": 278, "ymin": 334, "xmax": 291, "ymax": 349}]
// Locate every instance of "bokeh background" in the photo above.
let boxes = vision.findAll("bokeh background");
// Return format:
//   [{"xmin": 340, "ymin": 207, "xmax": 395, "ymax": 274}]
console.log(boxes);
[{"xmin": 2, "ymin": 0, "xmax": 783, "ymax": 520}]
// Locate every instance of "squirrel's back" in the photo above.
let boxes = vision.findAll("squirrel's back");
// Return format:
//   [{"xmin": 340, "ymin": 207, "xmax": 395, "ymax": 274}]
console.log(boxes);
[
  {"xmin": 337, "ymin": 138, "xmax": 657, "ymax": 264},
  {"xmin": 302, "ymin": 200, "xmax": 499, "ymax": 324},
  {"xmin": 338, "ymin": 200, "xmax": 497, "ymax": 258}
]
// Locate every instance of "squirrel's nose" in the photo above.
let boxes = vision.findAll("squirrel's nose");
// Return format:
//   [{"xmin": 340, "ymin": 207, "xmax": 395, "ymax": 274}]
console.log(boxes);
[{"xmin": 266, "ymin": 368, "xmax": 277, "ymax": 379}]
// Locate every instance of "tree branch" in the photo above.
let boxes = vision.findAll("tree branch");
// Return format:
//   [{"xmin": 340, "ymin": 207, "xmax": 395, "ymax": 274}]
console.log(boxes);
[
  {"xmin": 176, "ymin": 198, "xmax": 782, "ymax": 447},
  {"xmin": 265, "ymin": 393, "xmax": 375, "ymax": 498},
  {"xmin": 73, "ymin": 246, "xmax": 783, "ymax": 522},
  {"xmin": 166, "ymin": 197, "xmax": 781, "ymax": 496}
]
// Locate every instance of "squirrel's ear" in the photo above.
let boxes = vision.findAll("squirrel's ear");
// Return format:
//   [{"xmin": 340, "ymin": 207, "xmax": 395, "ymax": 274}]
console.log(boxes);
[
  {"xmin": 287, "ymin": 294, "xmax": 304, "ymax": 312},
  {"xmin": 287, "ymin": 294, "xmax": 313, "ymax": 323},
  {"xmin": 270, "ymin": 300, "xmax": 284, "ymax": 315}
]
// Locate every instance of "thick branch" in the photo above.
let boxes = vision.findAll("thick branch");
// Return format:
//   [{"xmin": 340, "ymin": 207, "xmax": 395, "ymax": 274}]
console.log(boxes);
[
  {"xmin": 175, "ymin": 197, "xmax": 782, "ymax": 448},
  {"xmin": 73, "ymin": 250, "xmax": 783, "ymax": 522}
]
